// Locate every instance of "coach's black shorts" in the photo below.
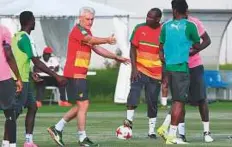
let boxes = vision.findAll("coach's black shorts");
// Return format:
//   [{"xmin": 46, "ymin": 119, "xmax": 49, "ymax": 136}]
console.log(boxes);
[
  {"xmin": 0, "ymin": 78, "xmax": 16, "ymax": 110},
  {"xmin": 66, "ymin": 78, "xmax": 88, "ymax": 103},
  {"xmin": 14, "ymin": 82, "xmax": 36, "ymax": 114},
  {"xmin": 127, "ymin": 72, "xmax": 161, "ymax": 106},
  {"xmin": 167, "ymin": 71, "xmax": 190, "ymax": 102},
  {"xmin": 188, "ymin": 65, "xmax": 207, "ymax": 104}
]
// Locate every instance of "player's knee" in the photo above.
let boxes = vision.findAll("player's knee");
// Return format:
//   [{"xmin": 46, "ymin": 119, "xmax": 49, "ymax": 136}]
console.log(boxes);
[
  {"xmin": 77, "ymin": 100, "xmax": 89, "ymax": 112},
  {"xmin": 28, "ymin": 104, "xmax": 38, "ymax": 113},
  {"xmin": 4, "ymin": 110, "xmax": 16, "ymax": 122},
  {"xmin": 77, "ymin": 99, "xmax": 89, "ymax": 106},
  {"xmin": 198, "ymin": 99, "xmax": 207, "ymax": 105}
]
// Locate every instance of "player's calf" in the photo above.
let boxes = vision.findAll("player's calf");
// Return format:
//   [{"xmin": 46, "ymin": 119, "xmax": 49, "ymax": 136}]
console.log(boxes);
[{"xmin": 3, "ymin": 109, "xmax": 16, "ymax": 145}]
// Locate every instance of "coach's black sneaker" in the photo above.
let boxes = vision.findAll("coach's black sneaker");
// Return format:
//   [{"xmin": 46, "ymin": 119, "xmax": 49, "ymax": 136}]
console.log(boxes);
[
  {"xmin": 178, "ymin": 134, "xmax": 187, "ymax": 142},
  {"xmin": 148, "ymin": 134, "xmax": 157, "ymax": 139},
  {"xmin": 204, "ymin": 132, "xmax": 214, "ymax": 143},
  {"xmin": 123, "ymin": 119, "xmax": 133, "ymax": 129},
  {"xmin": 47, "ymin": 126, "xmax": 65, "ymax": 147},
  {"xmin": 79, "ymin": 137, "xmax": 100, "ymax": 147}
]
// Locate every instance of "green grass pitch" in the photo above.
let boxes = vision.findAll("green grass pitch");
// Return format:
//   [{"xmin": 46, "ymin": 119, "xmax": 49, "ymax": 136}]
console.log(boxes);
[{"xmin": 0, "ymin": 102, "xmax": 232, "ymax": 147}]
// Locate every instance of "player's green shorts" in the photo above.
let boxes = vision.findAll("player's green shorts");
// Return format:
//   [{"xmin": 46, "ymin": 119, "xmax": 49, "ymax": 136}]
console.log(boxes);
[{"xmin": 167, "ymin": 71, "xmax": 190, "ymax": 102}]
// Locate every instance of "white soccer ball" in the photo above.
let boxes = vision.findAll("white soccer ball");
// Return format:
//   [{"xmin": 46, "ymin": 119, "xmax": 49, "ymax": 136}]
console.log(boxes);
[{"xmin": 116, "ymin": 125, "xmax": 132, "ymax": 140}]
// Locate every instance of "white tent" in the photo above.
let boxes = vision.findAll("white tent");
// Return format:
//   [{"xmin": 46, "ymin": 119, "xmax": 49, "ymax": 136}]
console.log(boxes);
[{"xmin": 0, "ymin": 0, "xmax": 131, "ymax": 68}]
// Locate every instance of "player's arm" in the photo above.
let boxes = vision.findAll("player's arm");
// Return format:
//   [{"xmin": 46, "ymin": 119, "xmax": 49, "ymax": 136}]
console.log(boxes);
[
  {"xmin": 92, "ymin": 45, "xmax": 130, "ymax": 64},
  {"xmin": 3, "ymin": 41, "xmax": 21, "ymax": 82},
  {"xmin": 18, "ymin": 35, "xmax": 66, "ymax": 85},
  {"xmin": 190, "ymin": 31, "xmax": 211, "ymax": 56},
  {"xmin": 186, "ymin": 22, "xmax": 203, "ymax": 56},
  {"xmin": 200, "ymin": 31, "xmax": 211, "ymax": 49},
  {"xmin": 159, "ymin": 24, "xmax": 166, "ymax": 63},
  {"xmin": 2, "ymin": 26, "xmax": 23, "ymax": 93},
  {"xmin": 130, "ymin": 26, "xmax": 141, "ymax": 81},
  {"xmin": 130, "ymin": 43, "xmax": 137, "ymax": 72}
]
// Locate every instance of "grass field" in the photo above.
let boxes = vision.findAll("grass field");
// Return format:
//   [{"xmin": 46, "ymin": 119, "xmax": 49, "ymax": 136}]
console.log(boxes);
[{"xmin": 0, "ymin": 102, "xmax": 232, "ymax": 147}]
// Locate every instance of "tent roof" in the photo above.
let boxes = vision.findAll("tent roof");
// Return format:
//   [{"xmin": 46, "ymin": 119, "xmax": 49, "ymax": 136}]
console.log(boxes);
[{"xmin": 0, "ymin": 0, "xmax": 131, "ymax": 17}]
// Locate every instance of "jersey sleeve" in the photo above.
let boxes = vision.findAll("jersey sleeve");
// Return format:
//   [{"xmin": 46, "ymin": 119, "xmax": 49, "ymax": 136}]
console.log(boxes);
[
  {"xmin": 2, "ymin": 26, "xmax": 11, "ymax": 44},
  {"xmin": 130, "ymin": 25, "xmax": 140, "ymax": 47},
  {"xmin": 17, "ymin": 34, "xmax": 36, "ymax": 59},
  {"xmin": 70, "ymin": 25, "xmax": 89, "ymax": 42},
  {"xmin": 186, "ymin": 22, "xmax": 200, "ymax": 44},
  {"xmin": 159, "ymin": 24, "xmax": 166, "ymax": 44}
]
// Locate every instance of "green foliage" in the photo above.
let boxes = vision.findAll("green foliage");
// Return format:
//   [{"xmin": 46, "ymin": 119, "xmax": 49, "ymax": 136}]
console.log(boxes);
[
  {"xmin": 87, "ymin": 68, "xmax": 119, "ymax": 103},
  {"xmin": 219, "ymin": 64, "xmax": 232, "ymax": 70}
]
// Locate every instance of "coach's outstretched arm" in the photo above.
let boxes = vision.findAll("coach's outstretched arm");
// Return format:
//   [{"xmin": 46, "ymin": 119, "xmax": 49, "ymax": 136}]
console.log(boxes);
[
  {"xmin": 83, "ymin": 34, "xmax": 116, "ymax": 46},
  {"xmin": 92, "ymin": 45, "xmax": 130, "ymax": 64}
]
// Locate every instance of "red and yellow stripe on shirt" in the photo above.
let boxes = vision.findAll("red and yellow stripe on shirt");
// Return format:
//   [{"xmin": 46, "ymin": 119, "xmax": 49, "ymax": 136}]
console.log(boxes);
[
  {"xmin": 64, "ymin": 24, "xmax": 92, "ymax": 79},
  {"xmin": 130, "ymin": 23, "xmax": 162, "ymax": 80}
]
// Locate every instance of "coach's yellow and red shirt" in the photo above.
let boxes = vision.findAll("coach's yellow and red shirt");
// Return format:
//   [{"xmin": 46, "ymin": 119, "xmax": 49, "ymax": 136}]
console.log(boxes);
[
  {"xmin": 63, "ymin": 24, "xmax": 92, "ymax": 79},
  {"xmin": 130, "ymin": 23, "xmax": 162, "ymax": 80}
]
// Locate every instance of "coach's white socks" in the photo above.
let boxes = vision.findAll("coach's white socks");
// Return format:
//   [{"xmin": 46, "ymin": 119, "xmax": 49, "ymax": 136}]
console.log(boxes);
[
  {"xmin": 161, "ymin": 97, "xmax": 168, "ymax": 106},
  {"xmin": 127, "ymin": 110, "xmax": 135, "ymax": 121},
  {"xmin": 148, "ymin": 118, "xmax": 157, "ymax": 135},
  {"xmin": 202, "ymin": 121, "xmax": 210, "ymax": 132},
  {"xmin": 55, "ymin": 118, "xmax": 67, "ymax": 131},
  {"xmin": 168, "ymin": 125, "xmax": 177, "ymax": 137},
  {"xmin": 2, "ymin": 140, "xmax": 9, "ymax": 147},
  {"xmin": 78, "ymin": 131, "xmax": 87, "ymax": 142},
  {"xmin": 162, "ymin": 114, "xmax": 171, "ymax": 127},
  {"xmin": 9, "ymin": 144, "xmax": 16, "ymax": 147},
  {"xmin": 178, "ymin": 123, "xmax": 185, "ymax": 136}
]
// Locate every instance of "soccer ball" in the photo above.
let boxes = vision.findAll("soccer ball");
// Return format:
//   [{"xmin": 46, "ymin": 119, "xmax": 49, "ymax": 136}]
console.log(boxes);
[{"xmin": 116, "ymin": 125, "xmax": 132, "ymax": 140}]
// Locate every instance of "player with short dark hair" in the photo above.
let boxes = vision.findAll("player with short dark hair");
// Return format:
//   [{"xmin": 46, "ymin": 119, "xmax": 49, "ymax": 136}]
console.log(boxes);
[
  {"xmin": 159, "ymin": 0, "xmax": 207, "ymax": 144},
  {"xmin": 8, "ymin": 11, "xmax": 66, "ymax": 147},
  {"xmin": 123, "ymin": 8, "xmax": 163, "ymax": 139},
  {"xmin": 158, "ymin": 0, "xmax": 214, "ymax": 143}
]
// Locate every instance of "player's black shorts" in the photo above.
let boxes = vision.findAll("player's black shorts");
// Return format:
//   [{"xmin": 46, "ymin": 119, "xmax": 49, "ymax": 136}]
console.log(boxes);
[
  {"xmin": 188, "ymin": 65, "xmax": 207, "ymax": 104},
  {"xmin": 66, "ymin": 78, "xmax": 88, "ymax": 103},
  {"xmin": 0, "ymin": 78, "xmax": 16, "ymax": 110},
  {"xmin": 167, "ymin": 71, "xmax": 190, "ymax": 102},
  {"xmin": 14, "ymin": 82, "xmax": 36, "ymax": 114},
  {"xmin": 127, "ymin": 72, "xmax": 161, "ymax": 106}
]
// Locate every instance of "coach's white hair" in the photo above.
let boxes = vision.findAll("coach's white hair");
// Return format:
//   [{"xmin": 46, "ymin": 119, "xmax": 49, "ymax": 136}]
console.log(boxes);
[{"xmin": 79, "ymin": 7, "xmax": 95, "ymax": 16}]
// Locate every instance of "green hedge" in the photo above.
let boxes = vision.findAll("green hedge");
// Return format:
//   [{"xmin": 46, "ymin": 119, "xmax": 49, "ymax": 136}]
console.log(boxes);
[
  {"xmin": 87, "ymin": 68, "xmax": 119, "ymax": 103},
  {"xmin": 219, "ymin": 64, "xmax": 232, "ymax": 70}
]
